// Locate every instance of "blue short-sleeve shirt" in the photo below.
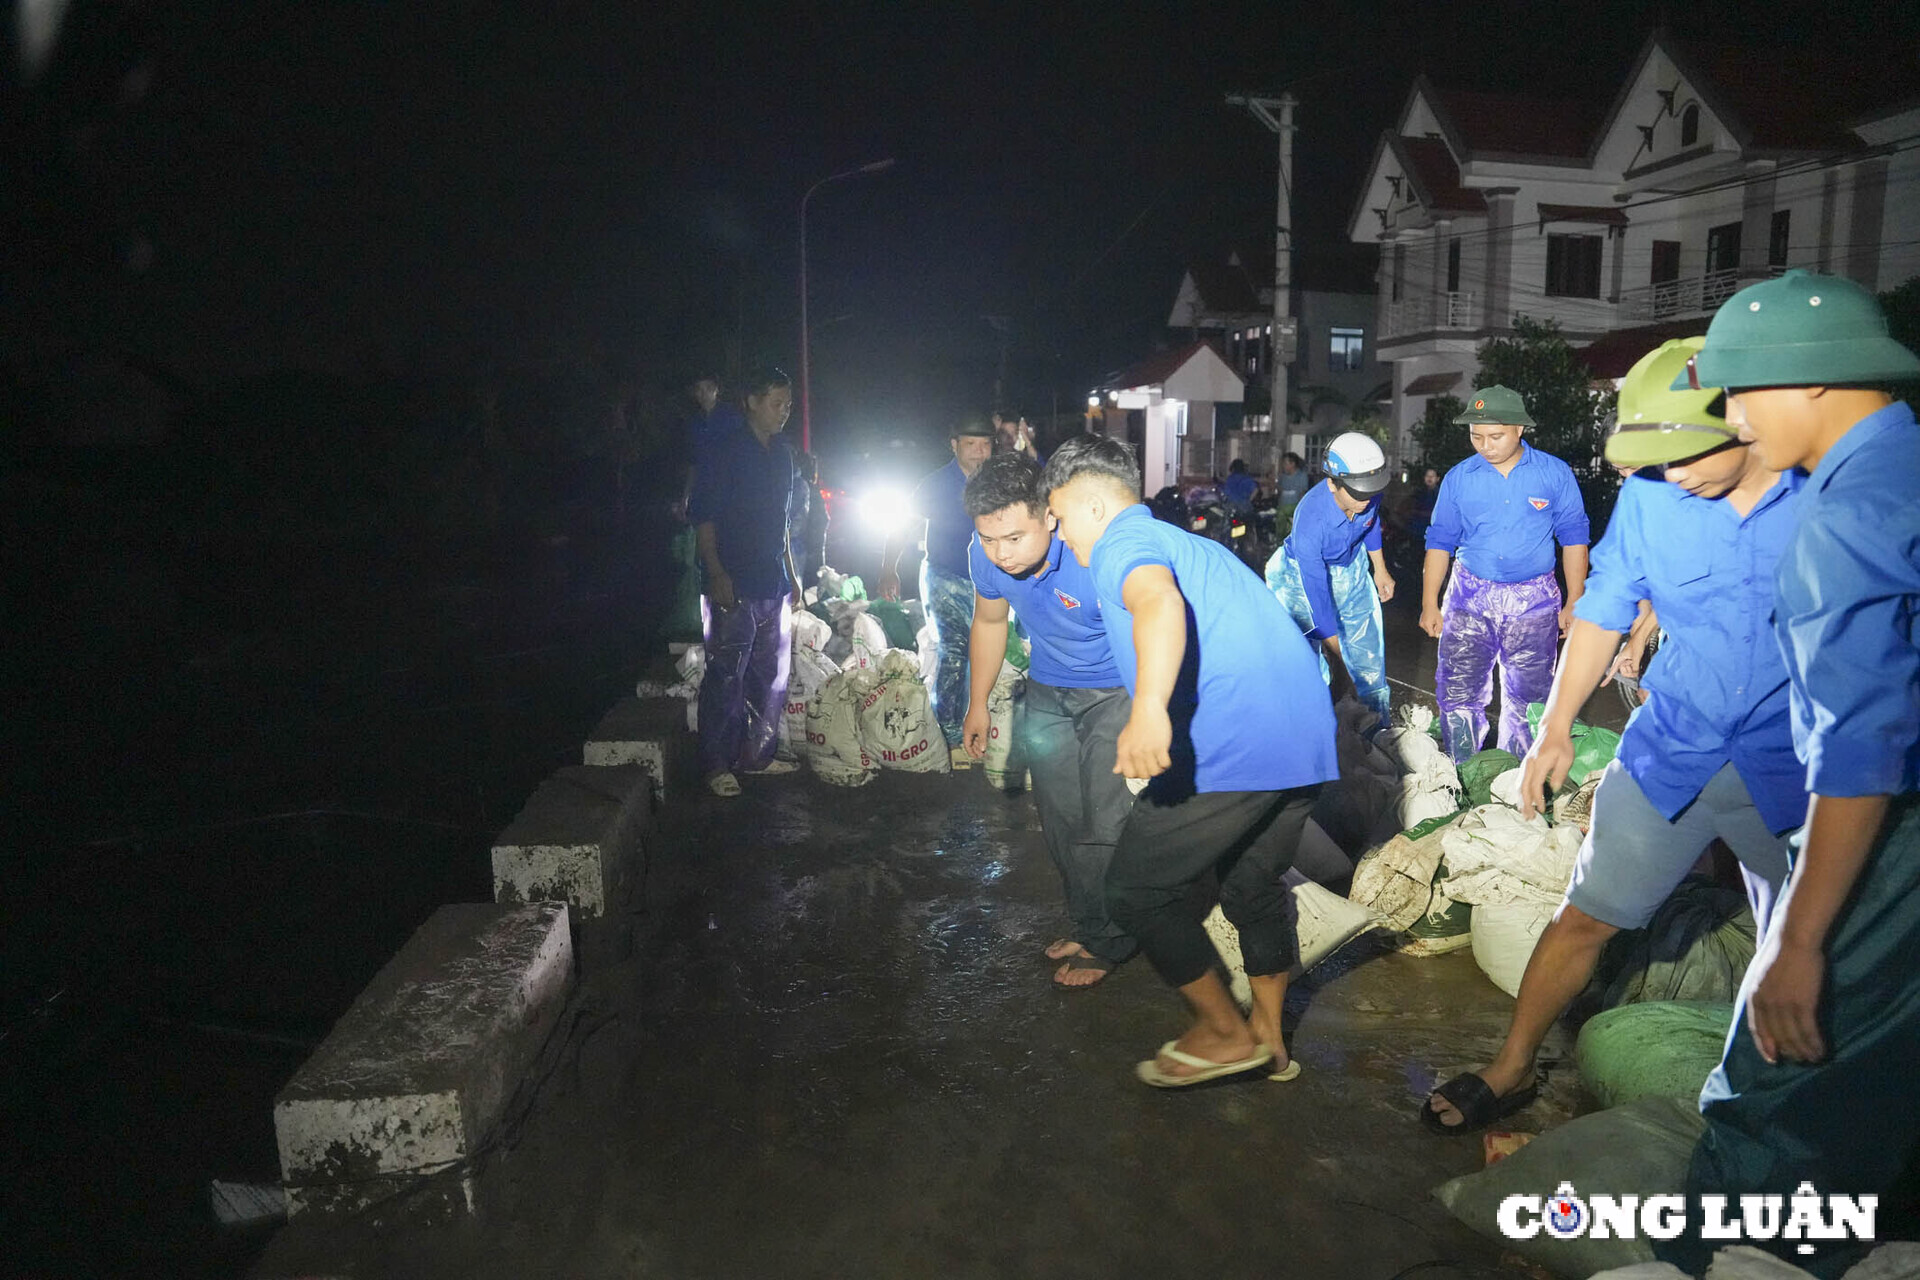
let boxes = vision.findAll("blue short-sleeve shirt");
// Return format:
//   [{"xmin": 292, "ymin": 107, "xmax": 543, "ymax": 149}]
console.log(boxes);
[
  {"xmin": 969, "ymin": 534, "xmax": 1121, "ymax": 689},
  {"xmin": 687, "ymin": 422, "xmax": 794, "ymax": 598},
  {"xmin": 912, "ymin": 460, "xmax": 976, "ymax": 579},
  {"xmin": 1088, "ymin": 504, "xmax": 1338, "ymax": 793},
  {"xmin": 1771, "ymin": 401, "xmax": 1920, "ymax": 798},
  {"xmin": 1574, "ymin": 470, "xmax": 1808, "ymax": 833},
  {"xmin": 1284, "ymin": 481, "xmax": 1383, "ymax": 640},
  {"xmin": 1427, "ymin": 443, "xmax": 1590, "ymax": 581}
]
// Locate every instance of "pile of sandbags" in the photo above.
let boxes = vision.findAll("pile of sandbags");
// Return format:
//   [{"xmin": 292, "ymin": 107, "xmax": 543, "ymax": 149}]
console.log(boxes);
[
  {"xmin": 1437, "ymin": 805, "xmax": 1583, "ymax": 996},
  {"xmin": 1373, "ymin": 704, "xmax": 1464, "ymax": 829},
  {"xmin": 981, "ymin": 662, "xmax": 1026, "ymax": 791},
  {"xmin": 779, "ymin": 610, "xmax": 842, "ymax": 761},
  {"xmin": 1592, "ymin": 880, "xmax": 1756, "ymax": 1009}
]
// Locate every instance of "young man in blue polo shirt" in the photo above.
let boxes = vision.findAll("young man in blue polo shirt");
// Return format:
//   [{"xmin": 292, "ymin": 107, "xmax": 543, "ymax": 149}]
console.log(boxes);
[
  {"xmin": 1422, "ymin": 385, "xmax": 1591, "ymax": 762},
  {"xmin": 1657, "ymin": 271, "xmax": 1920, "ymax": 1278},
  {"xmin": 1043, "ymin": 434, "xmax": 1339, "ymax": 1087},
  {"xmin": 1421, "ymin": 339, "xmax": 1801, "ymax": 1135},
  {"xmin": 689, "ymin": 367, "xmax": 803, "ymax": 797},
  {"xmin": 1265, "ymin": 432, "xmax": 1396, "ymax": 733},
  {"xmin": 961, "ymin": 454, "xmax": 1135, "ymax": 988},
  {"xmin": 880, "ymin": 417, "xmax": 997, "ymax": 769}
]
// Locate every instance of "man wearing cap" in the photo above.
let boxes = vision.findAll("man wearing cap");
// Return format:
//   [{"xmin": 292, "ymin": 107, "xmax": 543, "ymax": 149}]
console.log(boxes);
[
  {"xmin": 1264, "ymin": 431, "xmax": 1396, "ymax": 734},
  {"xmin": 880, "ymin": 417, "xmax": 999, "ymax": 769},
  {"xmin": 1654, "ymin": 271, "xmax": 1920, "ymax": 1278},
  {"xmin": 1421, "ymin": 339, "xmax": 1801, "ymax": 1136},
  {"xmin": 961, "ymin": 453, "xmax": 1136, "ymax": 987},
  {"xmin": 1421, "ymin": 385, "xmax": 1591, "ymax": 762}
]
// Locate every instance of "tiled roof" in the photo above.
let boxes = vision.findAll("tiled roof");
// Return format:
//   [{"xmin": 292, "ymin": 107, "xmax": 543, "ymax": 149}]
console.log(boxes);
[
  {"xmin": 1186, "ymin": 258, "xmax": 1263, "ymax": 315},
  {"xmin": 1431, "ymin": 86, "xmax": 1602, "ymax": 159},
  {"xmin": 1574, "ymin": 319, "xmax": 1710, "ymax": 380},
  {"xmin": 1674, "ymin": 41, "xmax": 1920, "ymax": 153},
  {"xmin": 1398, "ymin": 137, "xmax": 1487, "ymax": 214},
  {"xmin": 1108, "ymin": 340, "xmax": 1223, "ymax": 391}
]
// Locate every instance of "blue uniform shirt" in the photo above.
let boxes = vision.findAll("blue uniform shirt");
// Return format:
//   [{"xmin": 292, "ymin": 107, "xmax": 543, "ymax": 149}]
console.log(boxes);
[
  {"xmin": 1224, "ymin": 472, "xmax": 1258, "ymax": 506},
  {"xmin": 1284, "ymin": 481, "xmax": 1383, "ymax": 641},
  {"xmin": 1089, "ymin": 504, "xmax": 1338, "ymax": 793},
  {"xmin": 1427, "ymin": 442, "xmax": 1590, "ymax": 581},
  {"xmin": 912, "ymin": 459, "xmax": 976, "ymax": 579},
  {"xmin": 687, "ymin": 421, "xmax": 794, "ymax": 599},
  {"xmin": 1576, "ymin": 470, "xmax": 1808, "ymax": 833},
  {"xmin": 1771, "ymin": 400, "xmax": 1920, "ymax": 798},
  {"xmin": 969, "ymin": 534, "xmax": 1122, "ymax": 689}
]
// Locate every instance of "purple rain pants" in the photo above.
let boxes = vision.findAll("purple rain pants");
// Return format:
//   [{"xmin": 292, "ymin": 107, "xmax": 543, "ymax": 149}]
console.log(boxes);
[
  {"xmin": 698, "ymin": 594, "xmax": 792, "ymax": 779},
  {"xmin": 1436, "ymin": 563, "xmax": 1561, "ymax": 764}
]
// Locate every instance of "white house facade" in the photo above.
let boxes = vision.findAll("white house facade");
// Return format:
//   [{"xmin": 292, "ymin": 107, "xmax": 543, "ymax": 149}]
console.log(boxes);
[{"xmin": 1349, "ymin": 32, "xmax": 1920, "ymax": 466}]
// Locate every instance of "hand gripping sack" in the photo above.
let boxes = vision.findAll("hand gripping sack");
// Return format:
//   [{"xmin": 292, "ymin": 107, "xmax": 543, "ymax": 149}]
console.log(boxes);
[{"xmin": 856, "ymin": 652, "xmax": 951, "ymax": 774}]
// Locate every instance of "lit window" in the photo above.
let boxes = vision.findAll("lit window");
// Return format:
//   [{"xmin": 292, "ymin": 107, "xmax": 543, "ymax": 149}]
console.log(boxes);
[{"xmin": 1330, "ymin": 328, "xmax": 1365, "ymax": 371}]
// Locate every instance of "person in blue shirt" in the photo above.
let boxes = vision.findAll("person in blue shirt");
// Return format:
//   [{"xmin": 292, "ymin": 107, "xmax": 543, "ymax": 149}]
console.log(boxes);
[
  {"xmin": 1275, "ymin": 451, "xmax": 1311, "ymax": 513},
  {"xmin": 1421, "ymin": 385, "xmax": 1591, "ymax": 762},
  {"xmin": 1222, "ymin": 457, "xmax": 1259, "ymax": 511},
  {"xmin": 1264, "ymin": 432, "xmax": 1396, "ymax": 734},
  {"xmin": 688, "ymin": 367, "xmax": 803, "ymax": 797},
  {"xmin": 1421, "ymin": 339, "xmax": 1801, "ymax": 1136},
  {"xmin": 961, "ymin": 454, "xmax": 1135, "ymax": 988},
  {"xmin": 1043, "ymin": 434, "xmax": 1339, "ymax": 1088},
  {"xmin": 1655, "ymin": 272, "xmax": 1920, "ymax": 1279},
  {"xmin": 880, "ymin": 417, "xmax": 997, "ymax": 769}
]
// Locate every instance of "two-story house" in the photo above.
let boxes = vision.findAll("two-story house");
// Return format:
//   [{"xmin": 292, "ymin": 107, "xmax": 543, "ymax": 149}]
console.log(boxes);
[{"xmin": 1350, "ymin": 31, "xmax": 1920, "ymax": 463}]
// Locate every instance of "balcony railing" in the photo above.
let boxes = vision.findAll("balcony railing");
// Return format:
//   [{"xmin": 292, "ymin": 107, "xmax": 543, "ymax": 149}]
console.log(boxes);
[
  {"xmin": 1383, "ymin": 291, "xmax": 1478, "ymax": 339},
  {"xmin": 1619, "ymin": 267, "xmax": 1745, "ymax": 322}
]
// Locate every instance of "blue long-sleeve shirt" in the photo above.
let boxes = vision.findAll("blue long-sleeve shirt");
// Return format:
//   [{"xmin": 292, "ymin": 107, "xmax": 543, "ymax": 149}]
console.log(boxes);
[
  {"xmin": 687, "ymin": 420, "xmax": 795, "ymax": 598},
  {"xmin": 1427, "ymin": 443, "xmax": 1590, "ymax": 582},
  {"xmin": 912, "ymin": 459, "xmax": 976, "ymax": 579},
  {"xmin": 1283, "ymin": 480, "xmax": 1382, "ymax": 641},
  {"xmin": 1771, "ymin": 400, "xmax": 1920, "ymax": 798},
  {"xmin": 1575, "ymin": 470, "xmax": 1807, "ymax": 833}
]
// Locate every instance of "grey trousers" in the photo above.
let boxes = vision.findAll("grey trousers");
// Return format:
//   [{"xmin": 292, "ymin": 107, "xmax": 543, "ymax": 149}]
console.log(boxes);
[{"xmin": 1017, "ymin": 680, "xmax": 1137, "ymax": 964}]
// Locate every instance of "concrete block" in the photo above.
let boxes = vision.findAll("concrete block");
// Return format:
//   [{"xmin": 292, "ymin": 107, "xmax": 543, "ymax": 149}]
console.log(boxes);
[
  {"xmin": 274, "ymin": 903, "xmax": 573, "ymax": 1225},
  {"xmin": 583, "ymin": 696, "xmax": 684, "ymax": 800},
  {"xmin": 490, "ymin": 764, "xmax": 650, "ymax": 918}
]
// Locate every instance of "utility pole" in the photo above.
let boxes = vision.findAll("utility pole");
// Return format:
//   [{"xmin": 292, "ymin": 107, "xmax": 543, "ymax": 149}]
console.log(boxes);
[{"xmin": 1226, "ymin": 92, "xmax": 1296, "ymax": 437}]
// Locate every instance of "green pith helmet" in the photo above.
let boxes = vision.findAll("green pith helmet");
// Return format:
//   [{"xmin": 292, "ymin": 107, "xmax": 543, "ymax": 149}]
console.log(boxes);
[
  {"xmin": 1607, "ymin": 337, "xmax": 1739, "ymax": 468},
  {"xmin": 1672, "ymin": 268, "xmax": 1920, "ymax": 391},
  {"xmin": 1452, "ymin": 384, "xmax": 1535, "ymax": 427}
]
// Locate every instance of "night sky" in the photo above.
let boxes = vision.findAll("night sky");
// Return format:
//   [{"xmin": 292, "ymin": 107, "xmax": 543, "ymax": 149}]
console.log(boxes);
[{"xmin": 7, "ymin": 0, "xmax": 1917, "ymax": 446}]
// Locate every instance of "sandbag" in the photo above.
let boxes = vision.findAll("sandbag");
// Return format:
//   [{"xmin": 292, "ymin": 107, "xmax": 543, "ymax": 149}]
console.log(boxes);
[
  {"xmin": 1438, "ymin": 805, "xmax": 1582, "ymax": 908},
  {"xmin": 1594, "ymin": 880, "xmax": 1756, "ymax": 1009},
  {"xmin": 856, "ymin": 652, "xmax": 951, "ymax": 774},
  {"xmin": 867, "ymin": 598, "xmax": 918, "ymax": 651},
  {"xmin": 805, "ymin": 670, "xmax": 876, "ymax": 787},
  {"xmin": 667, "ymin": 643, "xmax": 706, "ymax": 732},
  {"xmin": 779, "ymin": 647, "xmax": 841, "ymax": 762},
  {"xmin": 1400, "ymin": 874, "xmax": 1474, "ymax": 957},
  {"xmin": 842, "ymin": 609, "xmax": 889, "ymax": 672},
  {"xmin": 1203, "ymin": 872, "xmax": 1382, "ymax": 1006},
  {"xmin": 1471, "ymin": 898, "xmax": 1556, "ymax": 997},
  {"xmin": 1588, "ymin": 1244, "xmax": 1920, "ymax": 1279},
  {"xmin": 1292, "ymin": 819, "xmax": 1353, "ymax": 886},
  {"xmin": 982, "ymin": 664, "xmax": 1026, "ymax": 790},
  {"xmin": 1348, "ymin": 812, "xmax": 1458, "ymax": 931},
  {"xmin": 1312, "ymin": 771, "xmax": 1401, "ymax": 856},
  {"xmin": 1576, "ymin": 1000, "xmax": 1734, "ymax": 1109},
  {"xmin": 1433, "ymin": 1096, "xmax": 1707, "ymax": 1278},
  {"xmin": 1460, "ymin": 748, "xmax": 1520, "ymax": 807},
  {"xmin": 915, "ymin": 621, "xmax": 940, "ymax": 687},
  {"xmin": 791, "ymin": 608, "xmax": 833, "ymax": 658},
  {"xmin": 1527, "ymin": 702, "xmax": 1624, "ymax": 785}
]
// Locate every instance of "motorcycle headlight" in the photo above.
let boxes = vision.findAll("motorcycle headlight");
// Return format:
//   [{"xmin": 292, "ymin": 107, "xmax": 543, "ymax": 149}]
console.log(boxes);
[{"xmin": 859, "ymin": 486, "xmax": 915, "ymax": 535}]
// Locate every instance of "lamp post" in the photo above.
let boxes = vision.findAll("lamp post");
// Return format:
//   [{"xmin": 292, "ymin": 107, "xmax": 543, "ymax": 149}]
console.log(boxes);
[{"xmin": 800, "ymin": 157, "xmax": 894, "ymax": 453}]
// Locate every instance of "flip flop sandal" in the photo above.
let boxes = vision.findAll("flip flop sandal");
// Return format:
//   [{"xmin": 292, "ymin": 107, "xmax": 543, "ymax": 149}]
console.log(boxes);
[
  {"xmin": 1268, "ymin": 1058, "xmax": 1302, "ymax": 1083},
  {"xmin": 1052, "ymin": 953, "xmax": 1113, "ymax": 987},
  {"xmin": 1420, "ymin": 1071, "xmax": 1542, "ymax": 1135},
  {"xmin": 1136, "ymin": 1041, "xmax": 1273, "ymax": 1089}
]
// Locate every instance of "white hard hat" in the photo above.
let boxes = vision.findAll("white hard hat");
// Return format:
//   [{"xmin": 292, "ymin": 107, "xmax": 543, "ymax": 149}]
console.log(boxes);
[{"xmin": 1325, "ymin": 432, "xmax": 1388, "ymax": 494}]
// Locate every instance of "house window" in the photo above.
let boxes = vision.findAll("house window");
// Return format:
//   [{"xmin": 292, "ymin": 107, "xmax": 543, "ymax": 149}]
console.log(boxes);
[
  {"xmin": 1680, "ymin": 104, "xmax": 1700, "ymax": 147},
  {"xmin": 1545, "ymin": 233, "xmax": 1603, "ymax": 299},
  {"xmin": 1446, "ymin": 238, "xmax": 1462, "ymax": 293},
  {"xmin": 1707, "ymin": 221, "xmax": 1742, "ymax": 274},
  {"xmin": 1770, "ymin": 209, "xmax": 1791, "ymax": 267},
  {"xmin": 1330, "ymin": 328, "xmax": 1365, "ymax": 371},
  {"xmin": 1651, "ymin": 239, "xmax": 1681, "ymax": 284}
]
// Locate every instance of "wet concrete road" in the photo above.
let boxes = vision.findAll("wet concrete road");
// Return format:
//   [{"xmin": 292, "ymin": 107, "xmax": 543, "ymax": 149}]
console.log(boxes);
[{"xmin": 256, "ymin": 743, "xmax": 1587, "ymax": 1279}]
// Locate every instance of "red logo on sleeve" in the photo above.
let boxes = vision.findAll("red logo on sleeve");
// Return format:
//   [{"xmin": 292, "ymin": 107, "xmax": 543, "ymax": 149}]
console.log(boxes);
[{"xmin": 1529, "ymin": 497, "xmax": 1550, "ymax": 510}]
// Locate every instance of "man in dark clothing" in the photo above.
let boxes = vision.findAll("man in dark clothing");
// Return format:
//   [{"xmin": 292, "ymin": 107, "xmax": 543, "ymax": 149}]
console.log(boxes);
[{"xmin": 689, "ymin": 368, "xmax": 802, "ymax": 797}]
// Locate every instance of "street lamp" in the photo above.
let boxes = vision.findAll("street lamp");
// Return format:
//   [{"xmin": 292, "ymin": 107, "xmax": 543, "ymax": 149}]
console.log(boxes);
[{"xmin": 799, "ymin": 157, "xmax": 894, "ymax": 452}]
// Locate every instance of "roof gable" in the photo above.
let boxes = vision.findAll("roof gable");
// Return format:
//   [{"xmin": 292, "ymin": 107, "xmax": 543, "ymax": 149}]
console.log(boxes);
[{"xmin": 1106, "ymin": 341, "xmax": 1244, "ymax": 402}]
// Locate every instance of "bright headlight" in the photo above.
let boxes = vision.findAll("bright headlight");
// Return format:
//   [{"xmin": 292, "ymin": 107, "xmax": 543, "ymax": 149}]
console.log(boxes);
[{"xmin": 859, "ymin": 486, "xmax": 915, "ymax": 534}]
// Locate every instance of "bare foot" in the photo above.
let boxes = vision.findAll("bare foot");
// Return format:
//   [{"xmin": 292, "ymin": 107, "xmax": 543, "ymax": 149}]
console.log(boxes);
[
  {"xmin": 1248, "ymin": 1006, "xmax": 1290, "ymax": 1077},
  {"xmin": 1052, "ymin": 955, "xmax": 1111, "ymax": 988},
  {"xmin": 1427, "ymin": 1059, "xmax": 1532, "ymax": 1128},
  {"xmin": 1153, "ymin": 1023, "xmax": 1261, "ymax": 1080},
  {"xmin": 1044, "ymin": 938, "xmax": 1090, "ymax": 961}
]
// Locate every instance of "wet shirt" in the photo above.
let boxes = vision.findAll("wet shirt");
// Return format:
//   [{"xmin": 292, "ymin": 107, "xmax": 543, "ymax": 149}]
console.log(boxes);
[
  {"xmin": 687, "ymin": 422, "xmax": 794, "ymax": 598},
  {"xmin": 1284, "ymin": 481, "xmax": 1383, "ymax": 641},
  {"xmin": 1427, "ymin": 443, "xmax": 1590, "ymax": 582},
  {"xmin": 1576, "ymin": 470, "xmax": 1808, "ymax": 832},
  {"xmin": 912, "ymin": 459, "xmax": 976, "ymax": 579},
  {"xmin": 1772, "ymin": 401, "xmax": 1920, "ymax": 798},
  {"xmin": 969, "ymin": 534, "xmax": 1121, "ymax": 689},
  {"xmin": 1089, "ymin": 504, "xmax": 1338, "ymax": 793}
]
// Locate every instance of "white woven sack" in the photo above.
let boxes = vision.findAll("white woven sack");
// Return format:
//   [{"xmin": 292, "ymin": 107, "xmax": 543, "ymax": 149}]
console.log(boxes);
[
  {"xmin": 1203, "ymin": 872, "xmax": 1382, "ymax": 1007},
  {"xmin": 982, "ymin": 662, "xmax": 1025, "ymax": 789},
  {"xmin": 857, "ymin": 653, "xmax": 950, "ymax": 774},
  {"xmin": 805, "ymin": 671, "xmax": 876, "ymax": 786}
]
